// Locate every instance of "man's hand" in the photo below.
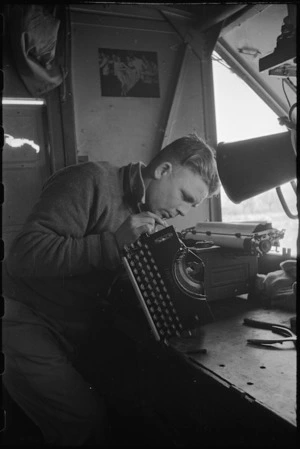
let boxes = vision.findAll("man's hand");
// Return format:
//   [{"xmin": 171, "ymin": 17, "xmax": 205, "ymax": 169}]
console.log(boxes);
[{"xmin": 115, "ymin": 211, "xmax": 166, "ymax": 250}]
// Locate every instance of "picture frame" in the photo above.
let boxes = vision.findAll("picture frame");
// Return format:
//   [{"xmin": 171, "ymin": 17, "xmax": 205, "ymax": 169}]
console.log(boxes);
[{"xmin": 98, "ymin": 48, "xmax": 160, "ymax": 98}]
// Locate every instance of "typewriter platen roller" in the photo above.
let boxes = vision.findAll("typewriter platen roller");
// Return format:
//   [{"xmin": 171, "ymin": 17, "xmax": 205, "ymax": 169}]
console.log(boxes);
[
  {"xmin": 122, "ymin": 226, "xmax": 211, "ymax": 342},
  {"xmin": 181, "ymin": 221, "xmax": 285, "ymax": 256}
]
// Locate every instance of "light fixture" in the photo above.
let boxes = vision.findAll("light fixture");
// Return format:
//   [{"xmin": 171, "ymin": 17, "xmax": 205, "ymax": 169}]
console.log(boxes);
[{"xmin": 216, "ymin": 131, "xmax": 297, "ymax": 218}]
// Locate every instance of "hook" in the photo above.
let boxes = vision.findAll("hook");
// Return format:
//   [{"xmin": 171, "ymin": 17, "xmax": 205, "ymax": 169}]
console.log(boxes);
[{"xmin": 276, "ymin": 186, "xmax": 298, "ymax": 219}]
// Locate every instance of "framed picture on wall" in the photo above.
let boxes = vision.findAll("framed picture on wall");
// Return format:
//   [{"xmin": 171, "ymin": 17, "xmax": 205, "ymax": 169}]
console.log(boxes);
[{"xmin": 98, "ymin": 48, "xmax": 160, "ymax": 98}]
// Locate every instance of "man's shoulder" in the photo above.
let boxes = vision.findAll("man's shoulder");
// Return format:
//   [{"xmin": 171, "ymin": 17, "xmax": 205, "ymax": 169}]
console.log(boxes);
[
  {"xmin": 42, "ymin": 161, "xmax": 123, "ymax": 192},
  {"xmin": 51, "ymin": 161, "xmax": 120, "ymax": 180},
  {"xmin": 74, "ymin": 161, "xmax": 118, "ymax": 176}
]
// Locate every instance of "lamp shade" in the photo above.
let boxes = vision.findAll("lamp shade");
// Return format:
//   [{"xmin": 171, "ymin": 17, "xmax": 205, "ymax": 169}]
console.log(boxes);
[{"xmin": 216, "ymin": 131, "xmax": 296, "ymax": 204}]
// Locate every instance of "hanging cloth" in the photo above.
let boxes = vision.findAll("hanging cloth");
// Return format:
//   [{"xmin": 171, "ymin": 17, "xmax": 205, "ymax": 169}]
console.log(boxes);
[{"xmin": 8, "ymin": 4, "xmax": 69, "ymax": 97}]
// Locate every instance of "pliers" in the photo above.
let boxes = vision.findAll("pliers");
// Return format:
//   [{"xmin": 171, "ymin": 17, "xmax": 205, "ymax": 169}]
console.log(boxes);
[{"xmin": 243, "ymin": 318, "xmax": 297, "ymax": 347}]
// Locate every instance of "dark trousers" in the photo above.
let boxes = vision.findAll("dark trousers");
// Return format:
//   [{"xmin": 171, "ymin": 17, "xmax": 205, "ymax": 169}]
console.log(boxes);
[{"xmin": 2, "ymin": 298, "xmax": 108, "ymax": 446}]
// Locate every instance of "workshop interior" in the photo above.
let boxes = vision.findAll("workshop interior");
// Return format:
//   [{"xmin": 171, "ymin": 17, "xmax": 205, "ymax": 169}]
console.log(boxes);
[{"xmin": 1, "ymin": 3, "xmax": 297, "ymax": 447}]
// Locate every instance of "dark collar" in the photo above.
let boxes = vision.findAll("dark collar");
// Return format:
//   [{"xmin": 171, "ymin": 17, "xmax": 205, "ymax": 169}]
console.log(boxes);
[{"xmin": 122, "ymin": 162, "xmax": 146, "ymax": 213}]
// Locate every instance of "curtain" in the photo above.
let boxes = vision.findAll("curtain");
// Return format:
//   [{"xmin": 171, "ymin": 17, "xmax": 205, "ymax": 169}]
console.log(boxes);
[{"xmin": 8, "ymin": 4, "xmax": 70, "ymax": 97}]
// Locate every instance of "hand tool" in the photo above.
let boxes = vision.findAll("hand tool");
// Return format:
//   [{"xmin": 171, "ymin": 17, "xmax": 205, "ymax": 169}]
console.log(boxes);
[{"xmin": 243, "ymin": 318, "xmax": 297, "ymax": 347}]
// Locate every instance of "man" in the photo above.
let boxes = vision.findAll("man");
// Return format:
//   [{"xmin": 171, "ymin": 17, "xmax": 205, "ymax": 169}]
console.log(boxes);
[{"xmin": 2, "ymin": 134, "xmax": 220, "ymax": 446}]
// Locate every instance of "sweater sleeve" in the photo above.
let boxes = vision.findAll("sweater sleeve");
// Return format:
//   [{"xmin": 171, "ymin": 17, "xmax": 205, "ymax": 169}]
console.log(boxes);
[{"xmin": 5, "ymin": 165, "xmax": 121, "ymax": 278}]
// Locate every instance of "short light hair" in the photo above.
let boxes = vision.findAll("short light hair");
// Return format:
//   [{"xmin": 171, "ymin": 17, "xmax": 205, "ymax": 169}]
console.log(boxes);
[{"xmin": 150, "ymin": 134, "xmax": 220, "ymax": 197}]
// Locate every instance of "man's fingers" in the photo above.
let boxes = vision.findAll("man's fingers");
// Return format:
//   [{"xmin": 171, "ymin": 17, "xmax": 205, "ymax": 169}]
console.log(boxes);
[
  {"xmin": 131, "ymin": 215, "xmax": 155, "ymax": 229},
  {"xmin": 136, "ymin": 211, "xmax": 167, "ymax": 226},
  {"xmin": 138, "ymin": 223, "xmax": 155, "ymax": 235},
  {"xmin": 116, "ymin": 212, "xmax": 168, "ymax": 249}
]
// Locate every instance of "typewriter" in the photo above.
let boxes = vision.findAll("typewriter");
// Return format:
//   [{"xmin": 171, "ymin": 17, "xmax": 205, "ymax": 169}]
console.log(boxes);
[{"xmin": 122, "ymin": 225, "xmax": 213, "ymax": 344}]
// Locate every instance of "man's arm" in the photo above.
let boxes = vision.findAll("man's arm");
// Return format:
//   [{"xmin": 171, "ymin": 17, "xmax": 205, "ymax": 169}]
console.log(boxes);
[{"xmin": 5, "ymin": 165, "xmax": 120, "ymax": 278}]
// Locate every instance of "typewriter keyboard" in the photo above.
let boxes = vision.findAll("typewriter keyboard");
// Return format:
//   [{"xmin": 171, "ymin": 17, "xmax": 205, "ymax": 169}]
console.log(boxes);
[{"xmin": 123, "ymin": 239, "xmax": 184, "ymax": 341}]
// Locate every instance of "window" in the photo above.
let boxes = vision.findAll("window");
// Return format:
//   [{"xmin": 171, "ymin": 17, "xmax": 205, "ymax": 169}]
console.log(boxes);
[{"xmin": 212, "ymin": 53, "xmax": 298, "ymax": 256}]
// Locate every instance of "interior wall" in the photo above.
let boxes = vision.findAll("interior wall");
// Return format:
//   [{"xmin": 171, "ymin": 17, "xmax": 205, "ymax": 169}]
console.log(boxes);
[
  {"xmin": 70, "ymin": 10, "xmax": 181, "ymax": 165},
  {"xmin": 70, "ymin": 6, "xmax": 213, "ymax": 228}
]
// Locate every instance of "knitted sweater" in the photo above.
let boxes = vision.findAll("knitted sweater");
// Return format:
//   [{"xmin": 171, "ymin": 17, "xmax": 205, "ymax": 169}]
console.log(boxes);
[{"xmin": 4, "ymin": 161, "xmax": 145, "ymax": 320}]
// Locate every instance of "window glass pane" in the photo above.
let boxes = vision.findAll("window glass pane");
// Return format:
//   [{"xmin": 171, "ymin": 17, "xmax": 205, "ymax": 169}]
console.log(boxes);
[{"xmin": 212, "ymin": 53, "xmax": 298, "ymax": 256}]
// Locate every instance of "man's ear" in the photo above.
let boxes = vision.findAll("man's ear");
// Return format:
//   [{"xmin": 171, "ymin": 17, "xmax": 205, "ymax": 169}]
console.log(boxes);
[{"xmin": 154, "ymin": 162, "xmax": 172, "ymax": 179}]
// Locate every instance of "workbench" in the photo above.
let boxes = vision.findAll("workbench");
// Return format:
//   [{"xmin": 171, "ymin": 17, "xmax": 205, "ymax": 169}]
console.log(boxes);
[
  {"xmin": 111, "ymin": 293, "xmax": 297, "ymax": 447},
  {"xmin": 186, "ymin": 298, "xmax": 297, "ymax": 427}
]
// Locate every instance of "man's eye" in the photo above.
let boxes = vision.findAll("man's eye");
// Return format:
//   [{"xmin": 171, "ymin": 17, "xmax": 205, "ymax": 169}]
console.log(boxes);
[{"xmin": 182, "ymin": 193, "xmax": 193, "ymax": 203}]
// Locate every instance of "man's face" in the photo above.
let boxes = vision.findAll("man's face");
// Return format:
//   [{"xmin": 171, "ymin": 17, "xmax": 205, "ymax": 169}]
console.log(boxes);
[{"xmin": 144, "ymin": 163, "xmax": 209, "ymax": 219}]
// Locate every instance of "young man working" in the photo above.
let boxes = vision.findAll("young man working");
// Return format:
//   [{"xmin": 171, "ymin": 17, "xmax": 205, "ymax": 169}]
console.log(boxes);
[{"xmin": 2, "ymin": 134, "xmax": 220, "ymax": 446}]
